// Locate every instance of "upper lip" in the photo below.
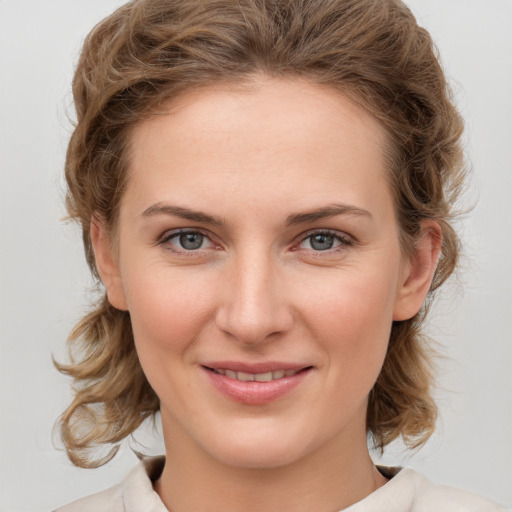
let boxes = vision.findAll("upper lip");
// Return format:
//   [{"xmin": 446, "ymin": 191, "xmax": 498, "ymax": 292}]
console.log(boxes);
[{"xmin": 201, "ymin": 361, "xmax": 311, "ymax": 373}]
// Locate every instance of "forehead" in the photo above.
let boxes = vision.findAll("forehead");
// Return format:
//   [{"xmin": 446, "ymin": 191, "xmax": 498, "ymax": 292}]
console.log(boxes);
[
  {"xmin": 131, "ymin": 77, "xmax": 387, "ymax": 159},
  {"xmin": 124, "ymin": 77, "xmax": 392, "ymax": 220}
]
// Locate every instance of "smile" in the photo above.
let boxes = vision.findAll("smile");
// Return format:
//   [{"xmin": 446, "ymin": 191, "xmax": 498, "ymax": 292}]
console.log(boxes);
[
  {"xmin": 210, "ymin": 368, "xmax": 300, "ymax": 382},
  {"xmin": 202, "ymin": 364, "xmax": 312, "ymax": 405}
]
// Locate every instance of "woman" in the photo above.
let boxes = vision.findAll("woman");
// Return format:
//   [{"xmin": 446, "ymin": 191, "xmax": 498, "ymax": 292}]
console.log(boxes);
[{"xmin": 54, "ymin": 0, "xmax": 507, "ymax": 510}]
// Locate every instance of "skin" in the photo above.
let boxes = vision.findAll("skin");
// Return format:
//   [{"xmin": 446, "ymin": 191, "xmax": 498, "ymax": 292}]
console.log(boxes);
[{"xmin": 92, "ymin": 77, "xmax": 441, "ymax": 512}]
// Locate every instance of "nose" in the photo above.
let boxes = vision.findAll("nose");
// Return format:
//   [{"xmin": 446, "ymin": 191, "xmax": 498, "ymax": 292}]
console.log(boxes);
[{"xmin": 215, "ymin": 249, "xmax": 294, "ymax": 346}]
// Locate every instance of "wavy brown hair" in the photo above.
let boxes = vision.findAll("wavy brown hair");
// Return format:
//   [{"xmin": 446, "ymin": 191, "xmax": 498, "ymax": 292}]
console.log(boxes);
[{"xmin": 56, "ymin": 0, "xmax": 465, "ymax": 467}]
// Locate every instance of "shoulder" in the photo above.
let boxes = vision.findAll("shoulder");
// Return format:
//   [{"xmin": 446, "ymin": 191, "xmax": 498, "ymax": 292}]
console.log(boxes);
[
  {"xmin": 54, "ymin": 456, "xmax": 166, "ymax": 512},
  {"xmin": 409, "ymin": 469, "xmax": 508, "ymax": 512},
  {"xmin": 54, "ymin": 484, "xmax": 123, "ymax": 512},
  {"xmin": 391, "ymin": 467, "xmax": 508, "ymax": 512},
  {"xmin": 346, "ymin": 466, "xmax": 508, "ymax": 512}
]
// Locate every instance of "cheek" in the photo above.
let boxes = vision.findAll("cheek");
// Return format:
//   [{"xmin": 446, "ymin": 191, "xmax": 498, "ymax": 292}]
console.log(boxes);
[
  {"xmin": 297, "ymin": 267, "xmax": 398, "ymax": 385},
  {"xmin": 123, "ymin": 268, "xmax": 216, "ymax": 364}
]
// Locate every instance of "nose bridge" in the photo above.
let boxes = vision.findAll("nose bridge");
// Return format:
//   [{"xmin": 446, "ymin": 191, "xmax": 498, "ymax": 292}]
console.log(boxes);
[{"xmin": 216, "ymin": 244, "xmax": 292, "ymax": 344}]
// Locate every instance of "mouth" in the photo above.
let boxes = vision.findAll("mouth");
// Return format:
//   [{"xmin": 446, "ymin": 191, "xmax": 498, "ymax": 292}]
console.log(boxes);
[
  {"xmin": 201, "ymin": 364, "xmax": 313, "ymax": 405},
  {"xmin": 205, "ymin": 367, "xmax": 305, "ymax": 382}
]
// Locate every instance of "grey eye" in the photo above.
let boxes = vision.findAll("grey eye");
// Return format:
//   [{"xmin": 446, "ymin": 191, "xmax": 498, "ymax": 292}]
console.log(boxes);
[
  {"xmin": 179, "ymin": 232, "xmax": 205, "ymax": 250},
  {"xmin": 309, "ymin": 234, "xmax": 335, "ymax": 251}
]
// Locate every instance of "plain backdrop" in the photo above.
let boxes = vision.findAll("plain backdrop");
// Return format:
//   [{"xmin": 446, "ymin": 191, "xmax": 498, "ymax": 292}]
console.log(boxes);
[{"xmin": 1, "ymin": 1, "xmax": 511, "ymax": 511}]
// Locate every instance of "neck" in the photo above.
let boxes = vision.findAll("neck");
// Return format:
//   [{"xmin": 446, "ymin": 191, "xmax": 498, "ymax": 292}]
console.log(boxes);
[{"xmin": 154, "ymin": 415, "xmax": 387, "ymax": 512}]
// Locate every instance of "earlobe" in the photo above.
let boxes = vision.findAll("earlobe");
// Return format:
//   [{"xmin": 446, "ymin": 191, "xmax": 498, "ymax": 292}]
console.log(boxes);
[
  {"xmin": 393, "ymin": 221, "xmax": 442, "ymax": 321},
  {"xmin": 90, "ymin": 218, "xmax": 128, "ymax": 311}
]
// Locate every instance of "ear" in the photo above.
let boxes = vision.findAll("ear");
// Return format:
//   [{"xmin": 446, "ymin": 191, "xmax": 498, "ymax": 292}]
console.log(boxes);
[
  {"xmin": 90, "ymin": 218, "xmax": 128, "ymax": 311},
  {"xmin": 393, "ymin": 220, "xmax": 442, "ymax": 321}
]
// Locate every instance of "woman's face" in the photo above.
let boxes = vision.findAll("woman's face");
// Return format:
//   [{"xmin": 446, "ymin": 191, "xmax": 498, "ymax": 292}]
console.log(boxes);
[{"xmin": 94, "ymin": 77, "xmax": 433, "ymax": 469}]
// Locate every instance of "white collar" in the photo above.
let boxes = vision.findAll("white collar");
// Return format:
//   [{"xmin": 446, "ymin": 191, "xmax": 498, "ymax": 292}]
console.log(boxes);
[{"xmin": 120, "ymin": 456, "xmax": 418, "ymax": 512}]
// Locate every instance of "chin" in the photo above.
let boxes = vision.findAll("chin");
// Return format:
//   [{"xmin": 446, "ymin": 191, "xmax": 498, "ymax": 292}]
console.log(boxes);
[{"xmin": 196, "ymin": 418, "xmax": 322, "ymax": 470}]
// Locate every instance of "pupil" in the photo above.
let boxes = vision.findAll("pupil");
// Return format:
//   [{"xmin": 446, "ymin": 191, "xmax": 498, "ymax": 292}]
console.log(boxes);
[
  {"xmin": 180, "ymin": 233, "xmax": 203, "ymax": 250},
  {"xmin": 311, "ymin": 234, "xmax": 333, "ymax": 250}
]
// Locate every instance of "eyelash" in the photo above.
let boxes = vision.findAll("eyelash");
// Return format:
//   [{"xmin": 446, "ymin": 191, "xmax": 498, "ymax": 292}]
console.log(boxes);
[
  {"xmin": 158, "ymin": 228, "xmax": 354, "ymax": 256},
  {"xmin": 158, "ymin": 229, "xmax": 217, "ymax": 256},
  {"xmin": 296, "ymin": 229, "xmax": 354, "ymax": 254}
]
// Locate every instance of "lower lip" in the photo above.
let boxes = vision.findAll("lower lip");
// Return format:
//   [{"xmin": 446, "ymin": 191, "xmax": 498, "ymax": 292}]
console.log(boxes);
[{"xmin": 202, "ymin": 367, "xmax": 311, "ymax": 405}]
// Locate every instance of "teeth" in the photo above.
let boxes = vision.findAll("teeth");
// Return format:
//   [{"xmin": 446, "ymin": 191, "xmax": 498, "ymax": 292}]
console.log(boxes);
[
  {"xmin": 254, "ymin": 372, "xmax": 273, "ymax": 382},
  {"xmin": 237, "ymin": 371, "xmax": 255, "ymax": 382},
  {"xmin": 213, "ymin": 368, "xmax": 299, "ymax": 381}
]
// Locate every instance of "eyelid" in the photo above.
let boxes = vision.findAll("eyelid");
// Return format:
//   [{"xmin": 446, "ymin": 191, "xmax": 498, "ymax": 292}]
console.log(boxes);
[
  {"xmin": 156, "ymin": 227, "xmax": 355, "ymax": 255},
  {"xmin": 294, "ymin": 228, "xmax": 355, "ymax": 252},
  {"xmin": 158, "ymin": 228, "xmax": 219, "ymax": 254}
]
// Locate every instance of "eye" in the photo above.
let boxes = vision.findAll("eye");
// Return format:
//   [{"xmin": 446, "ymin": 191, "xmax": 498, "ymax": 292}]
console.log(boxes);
[
  {"xmin": 298, "ymin": 230, "xmax": 352, "ymax": 252},
  {"xmin": 160, "ymin": 230, "xmax": 215, "ymax": 253},
  {"xmin": 176, "ymin": 232, "xmax": 207, "ymax": 250}
]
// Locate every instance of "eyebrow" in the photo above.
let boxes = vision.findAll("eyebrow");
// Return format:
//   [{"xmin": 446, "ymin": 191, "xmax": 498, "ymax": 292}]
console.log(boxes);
[
  {"xmin": 285, "ymin": 204, "xmax": 372, "ymax": 225},
  {"xmin": 140, "ymin": 203, "xmax": 224, "ymax": 225},
  {"xmin": 140, "ymin": 202, "xmax": 371, "ymax": 226}
]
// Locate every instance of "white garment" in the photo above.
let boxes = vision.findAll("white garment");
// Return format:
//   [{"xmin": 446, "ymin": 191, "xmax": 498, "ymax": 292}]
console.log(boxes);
[{"xmin": 55, "ymin": 456, "xmax": 508, "ymax": 512}]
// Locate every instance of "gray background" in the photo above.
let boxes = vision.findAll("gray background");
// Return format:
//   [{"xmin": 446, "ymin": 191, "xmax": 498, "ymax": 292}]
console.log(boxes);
[{"xmin": 1, "ymin": 0, "xmax": 511, "ymax": 510}]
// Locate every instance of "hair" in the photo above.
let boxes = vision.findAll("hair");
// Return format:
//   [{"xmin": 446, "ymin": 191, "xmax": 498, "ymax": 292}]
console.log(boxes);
[{"xmin": 56, "ymin": 0, "xmax": 465, "ymax": 468}]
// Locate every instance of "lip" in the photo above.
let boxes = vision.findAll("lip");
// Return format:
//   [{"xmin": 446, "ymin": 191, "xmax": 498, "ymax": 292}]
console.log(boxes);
[
  {"xmin": 202, "ymin": 360, "xmax": 308, "ymax": 373},
  {"xmin": 201, "ymin": 361, "xmax": 312, "ymax": 405}
]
